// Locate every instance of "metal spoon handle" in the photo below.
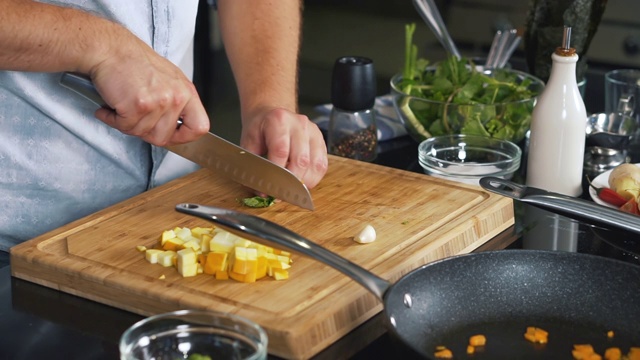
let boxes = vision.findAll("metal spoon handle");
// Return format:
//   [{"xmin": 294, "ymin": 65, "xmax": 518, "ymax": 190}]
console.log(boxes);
[
  {"xmin": 412, "ymin": 0, "xmax": 461, "ymax": 59},
  {"xmin": 175, "ymin": 203, "xmax": 392, "ymax": 301}
]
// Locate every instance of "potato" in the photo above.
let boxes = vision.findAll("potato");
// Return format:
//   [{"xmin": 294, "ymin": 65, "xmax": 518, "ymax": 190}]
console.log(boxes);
[{"xmin": 608, "ymin": 163, "xmax": 640, "ymax": 200}]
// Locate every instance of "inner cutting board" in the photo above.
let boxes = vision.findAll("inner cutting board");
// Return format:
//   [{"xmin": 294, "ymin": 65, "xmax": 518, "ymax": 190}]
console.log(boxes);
[{"xmin": 11, "ymin": 155, "xmax": 513, "ymax": 359}]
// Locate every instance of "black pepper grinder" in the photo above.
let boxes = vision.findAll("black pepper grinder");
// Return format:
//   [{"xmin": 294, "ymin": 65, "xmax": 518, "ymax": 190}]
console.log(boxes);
[{"xmin": 327, "ymin": 56, "xmax": 378, "ymax": 162}]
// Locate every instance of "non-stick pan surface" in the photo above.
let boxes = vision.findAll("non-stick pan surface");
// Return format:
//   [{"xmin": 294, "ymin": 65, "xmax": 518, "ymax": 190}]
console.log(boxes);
[
  {"xmin": 177, "ymin": 204, "xmax": 640, "ymax": 360},
  {"xmin": 384, "ymin": 250, "xmax": 640, "ymax": 359}
]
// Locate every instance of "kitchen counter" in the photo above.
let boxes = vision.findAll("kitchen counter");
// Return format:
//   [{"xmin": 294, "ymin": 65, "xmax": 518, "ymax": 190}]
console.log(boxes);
[{"xmin": 1, "ymin": 136, "xmax": 639, "ymax": 360}]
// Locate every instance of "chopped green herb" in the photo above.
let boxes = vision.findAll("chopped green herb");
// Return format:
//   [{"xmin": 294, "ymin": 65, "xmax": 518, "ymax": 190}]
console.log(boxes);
[{"xmin": 241, "ymin": 195, "xmax": 276, "ymax": 208}]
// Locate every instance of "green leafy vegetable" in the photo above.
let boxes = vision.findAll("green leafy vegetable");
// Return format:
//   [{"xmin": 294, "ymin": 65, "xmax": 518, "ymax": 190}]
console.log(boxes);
[
  {"xmin": 241, "ymin": 195, "xmax": 276, "ymax": 208},
  {"xmin": 394, "ymin": 23, "xmax": 543, "ymax": 143}
]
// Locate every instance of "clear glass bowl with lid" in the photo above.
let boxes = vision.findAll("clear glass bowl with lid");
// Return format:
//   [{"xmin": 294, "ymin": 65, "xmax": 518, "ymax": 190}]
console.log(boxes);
[{"xmin": 418, "ymin": 134, "xmax": 522, "ymax": 185}]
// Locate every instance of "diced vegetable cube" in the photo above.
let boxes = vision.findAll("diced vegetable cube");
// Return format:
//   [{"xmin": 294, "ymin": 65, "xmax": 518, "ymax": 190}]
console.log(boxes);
[{"xmin": 145, "ymin": 249, "xmax": 164, "ymax": 264}]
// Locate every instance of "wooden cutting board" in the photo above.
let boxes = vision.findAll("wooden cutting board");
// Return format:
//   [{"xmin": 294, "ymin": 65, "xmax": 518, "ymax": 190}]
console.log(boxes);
[{"xmin": 10, "ymin": 155, "xmax": 513, "ymax": 359}]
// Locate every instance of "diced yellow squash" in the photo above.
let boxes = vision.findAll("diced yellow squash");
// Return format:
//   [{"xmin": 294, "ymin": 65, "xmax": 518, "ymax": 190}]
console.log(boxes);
[
  {"xmin": 233, "ymin": 247, "xmax": 248, "ymax": 274},
  {"xmin": 161, "ymin": 229, "xmax": 176, "ymax": 245},
  {"xmin": 182, "ymin": 239, "xmax": 201, "ymax": 252},
  {"xmin": 150, "ymin": 227, "xmax": 293, "ymax": 282},
  {"xmin": 183, "ymin": 234, "xmax": 201, "ymax": 244},
  {"xmin": 191, "ymin": 226, "xmax": 213, "ymax": 239},
  {"xmin": 162, "ymin": 237, "xmax": 185, "ymax": 251},
  {"xmin": 145, "ymin": 249, "xmax": 164, "ymax": 264},
  {"xmin": 272, "ymin": 268, "xmax": 289, "ymax": 280},
  {"xmin": 234, "ymin": 237, "xmax": 253, "ymax": 248},
  {"xmin": 229, "ymin": 270, "xmax": 256, "ymax": 283},
  {"xmin": 179, "ymin": 262, "xmax": 198, "ymax": 277},
  {"xmin": 157, "ymin": 251, "xmax": 176, "ymax": 267},
  {"xmin": 200, "ymin": 233, "xmax": 212, "ymax": 253},
  {"xmin": 159, "ymin": 274, "xmax": 166, "ymax": 280},
  {"xmin": 177, "ymin": 247, "xmax": 197, "ymax": 264},
  {"xmin": 177, "ymin": 248, "xmax": 198, "ymax": 277},
  {"xmin": 267, "ymin": 258, "xmax": 285, "ymax": 270},
  {"xmin": 229, "ymin": 271, "xmax": 246, "ymax": 282},
  {"xmin": 233, "ymin": 247, "xmax": 258, "ymax": 275},
  {"xmin": 215, "ymin": 270, "xmax": 229, "ymax": 280},
  {"xmin": 175, "ymin": 227, "xmax": 192, "ymax": 240},
  {"xmin": 136, "ymin": 245, "xmax": 147, "ymax": 252},
  {"xmin": 244, "ymin": 269, "xmax": 257, "ymax": 283},
  {"xmin": 256, "ymin": 256, "xmax": 268, "ymax": 279},
  {"xmin": 210, "ymin": 232, "xmax": 235, "ymax": 253},
  {"xmin": 204, "ymin": 251, "xmax": 228, "ymax": 275}
]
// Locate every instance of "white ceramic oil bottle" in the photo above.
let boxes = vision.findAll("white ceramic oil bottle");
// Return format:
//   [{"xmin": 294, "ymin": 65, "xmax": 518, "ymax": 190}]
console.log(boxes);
[{"xmin": 526, "ymin": 26, "xmax": 587, "ymax": 196}]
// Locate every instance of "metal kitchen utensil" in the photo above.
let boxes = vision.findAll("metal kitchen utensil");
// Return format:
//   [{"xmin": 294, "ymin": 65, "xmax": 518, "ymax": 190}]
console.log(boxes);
[
  {"xmin": 59, "ymin": 72, "xmax": 314, "ymax": 210},
  {"xmin": 480, "ymin": 176, "xmax": 640, "ymax": 235},
  {"xmin": 585, "ymin": 112, "xmax": 637, "ymax": 150},
  {"xmin": 485, "ymin": 29, "xmax": 520, "ymax": 69},
  {"xmin": 412, "ymin": 0, "xmax": 461, "ymax": 59}
]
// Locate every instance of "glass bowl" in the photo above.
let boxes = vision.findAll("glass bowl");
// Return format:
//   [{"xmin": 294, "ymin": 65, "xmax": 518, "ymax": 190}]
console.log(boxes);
[
  {"xmin": 418, "ymin": 134, "xmax": 522, "ymax": 185},
  {"xmin": 119, "ymin": 309, "xmax": 268, "ymax": 360},
  {"xmin": 390, "ymin": 68, "xmax": 544, "ymax": 144}
]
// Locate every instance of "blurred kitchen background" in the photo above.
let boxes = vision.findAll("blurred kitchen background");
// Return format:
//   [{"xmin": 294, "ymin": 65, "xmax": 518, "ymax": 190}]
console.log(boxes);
[{"xmin": 193, "ymin": 0, "xmax": 640, "ymax": 144}]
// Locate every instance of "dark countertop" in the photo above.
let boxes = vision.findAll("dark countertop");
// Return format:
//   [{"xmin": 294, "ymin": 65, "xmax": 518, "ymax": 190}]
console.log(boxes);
[{"xmin": 1, "ymin": 137, "xmax": 640, "ymax": 360}]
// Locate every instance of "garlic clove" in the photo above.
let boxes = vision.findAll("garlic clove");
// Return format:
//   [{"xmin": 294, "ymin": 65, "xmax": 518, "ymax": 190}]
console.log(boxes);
[{"xmin": 354, "ymin": 224, "xmax": 376, "ymax": 244}]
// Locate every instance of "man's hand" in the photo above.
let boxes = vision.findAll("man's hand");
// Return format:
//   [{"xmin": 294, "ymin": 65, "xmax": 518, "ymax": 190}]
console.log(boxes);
[
  {"xmin": 0, "ymin": 0, "xmax": 210, "ymax": 147},
  {"xmin": 90, "ymin": 37, "xmax": 210, "ymax": 147},
  {"xmin": 240, "ymin": 107, "xmax": 328, "ymax": 190}
]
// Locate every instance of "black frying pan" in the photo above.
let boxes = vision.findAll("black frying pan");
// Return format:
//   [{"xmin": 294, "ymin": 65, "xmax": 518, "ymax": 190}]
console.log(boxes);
[{"xmin": 176, "ymin": 203, "xmax": 640, "ymax": 359}]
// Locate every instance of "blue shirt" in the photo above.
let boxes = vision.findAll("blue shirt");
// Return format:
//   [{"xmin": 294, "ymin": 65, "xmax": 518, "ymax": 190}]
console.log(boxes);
[{"xmin": 0, "ymin": 0, "xmax": 200, "ymax": 251}]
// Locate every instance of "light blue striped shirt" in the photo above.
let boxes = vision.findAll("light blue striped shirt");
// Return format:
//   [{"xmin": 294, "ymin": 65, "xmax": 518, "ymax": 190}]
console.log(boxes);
[{"xmin": 0, "ymin": 0, "xmax": 200, "ymax": 251}]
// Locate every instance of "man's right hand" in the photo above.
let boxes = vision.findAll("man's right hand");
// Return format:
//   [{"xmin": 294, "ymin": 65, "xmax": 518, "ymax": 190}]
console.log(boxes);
[
  {"xmin": 0, "ymin": 0, "xmax": 210, "ymax": 147},
  {"xmin": 89, "ymin": 36, "xmax": 210, "ymax": 147}
]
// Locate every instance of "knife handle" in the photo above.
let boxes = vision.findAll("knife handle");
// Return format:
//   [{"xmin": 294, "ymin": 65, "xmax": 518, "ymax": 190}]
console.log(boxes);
[{"xmin": 60, "ymin": 73, "xmax": 107, "ymax": 107}]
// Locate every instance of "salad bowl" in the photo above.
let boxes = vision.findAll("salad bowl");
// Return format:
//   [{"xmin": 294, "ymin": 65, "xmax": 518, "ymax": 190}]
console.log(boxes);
[{"xmin": 390, "ymin": 62, "xmax": 545, "ymax": 144}]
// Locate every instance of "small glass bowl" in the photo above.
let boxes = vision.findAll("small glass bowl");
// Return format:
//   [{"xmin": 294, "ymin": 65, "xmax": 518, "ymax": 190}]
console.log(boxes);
[
  {"xmin": 418, "ymin": 134, "xmax": 522, "ymax": 185},
  {"xmin": 119, "ymin": 309, "xmax": 268, "ymax": 360}
]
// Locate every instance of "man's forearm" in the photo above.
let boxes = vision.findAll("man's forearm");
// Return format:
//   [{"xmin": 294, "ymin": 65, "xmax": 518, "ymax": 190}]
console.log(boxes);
[
  {"xmin": 0, "ymin": 0, "xmax": 129, "ymax": 74},
  {"xmin": 217, "ymin": 0, "xmax": 302, "ymax": 117}
]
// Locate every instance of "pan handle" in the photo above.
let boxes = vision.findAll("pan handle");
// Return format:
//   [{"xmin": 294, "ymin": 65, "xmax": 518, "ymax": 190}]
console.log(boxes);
[
  {"xmin": 480, "ymin": 177, "xmax": 640, "ymax": 236},
  {"xmin": 175, "ymin": 203, "xmax": 392, "ymax": 301}
]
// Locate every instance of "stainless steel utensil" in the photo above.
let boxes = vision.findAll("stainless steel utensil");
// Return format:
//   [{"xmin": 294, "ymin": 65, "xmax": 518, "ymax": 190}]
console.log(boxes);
[
  {"xmin": 59, "ymin": 72, "xmax": 314, "ymax": 210},
  {"xmin": 412, "ymin": 0, "xmax": 461, "ymax": 59},
  {"xmin": 480, "ymin": 177, "xmax": 640, "ymax": 235},
  {"xmin": 486, "ymin": 29, "xmax": 520, "ymax": 69}
]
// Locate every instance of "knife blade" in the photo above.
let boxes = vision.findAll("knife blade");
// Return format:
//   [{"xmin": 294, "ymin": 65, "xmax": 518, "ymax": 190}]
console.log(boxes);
[{"xmin": 59, "ymin": 72, "xmax": 314, "ymax": 210}]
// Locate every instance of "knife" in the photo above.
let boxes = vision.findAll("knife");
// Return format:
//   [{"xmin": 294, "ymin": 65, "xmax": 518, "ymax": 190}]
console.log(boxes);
[{"xmin": 59, "ymin": 72, "xmax": 314, "ymax": 210}]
